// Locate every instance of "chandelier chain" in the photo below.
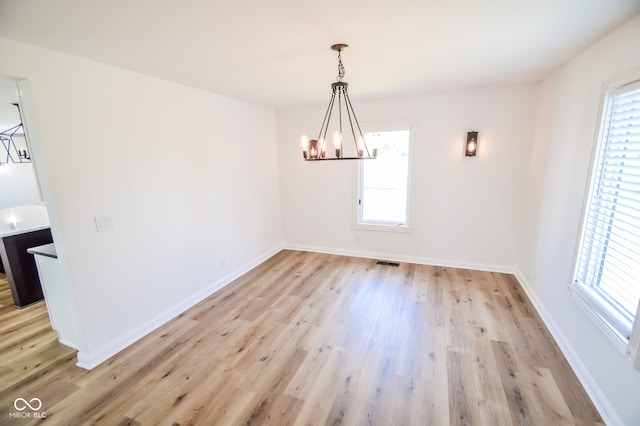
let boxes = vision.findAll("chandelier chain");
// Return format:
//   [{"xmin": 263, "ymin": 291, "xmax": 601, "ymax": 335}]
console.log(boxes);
[{"xmin": 337, "ymin": 51, "xmax": 345, "ymax": 82}]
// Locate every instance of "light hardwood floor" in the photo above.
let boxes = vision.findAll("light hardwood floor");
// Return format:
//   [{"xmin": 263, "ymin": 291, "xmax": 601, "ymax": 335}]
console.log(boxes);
[{"xmin": 0, "ymin": 250, "xmax": 603, "ymax": 425}]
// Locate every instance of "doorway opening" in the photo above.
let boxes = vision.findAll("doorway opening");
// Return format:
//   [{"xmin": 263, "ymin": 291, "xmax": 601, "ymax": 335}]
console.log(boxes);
[{"xmin": 0, "ymin": 76, "xmax": 57, "ymax": 338}]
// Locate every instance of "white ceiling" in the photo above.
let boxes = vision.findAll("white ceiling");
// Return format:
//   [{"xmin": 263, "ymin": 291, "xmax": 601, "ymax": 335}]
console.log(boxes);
[{"xmin": 0, "ymin": 0, "xmax": 639, "ymax": 109}]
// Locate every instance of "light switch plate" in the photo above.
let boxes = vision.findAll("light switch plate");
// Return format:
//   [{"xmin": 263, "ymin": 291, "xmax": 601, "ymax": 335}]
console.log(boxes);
[{"xmin": 94, "ymin": 215, "xmax": 113, "ymax": 232}]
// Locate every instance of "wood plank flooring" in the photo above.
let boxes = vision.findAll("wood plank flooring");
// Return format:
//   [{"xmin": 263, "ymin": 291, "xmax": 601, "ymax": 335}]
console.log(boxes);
[{"xmin": 0, "ymin": 250, "xmax": 603, "ymax": 425}]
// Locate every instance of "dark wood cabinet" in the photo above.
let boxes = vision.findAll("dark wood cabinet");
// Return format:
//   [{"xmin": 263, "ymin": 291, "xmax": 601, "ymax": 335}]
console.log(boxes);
[{"xmin": 0, "ymin": 228, "xmax": 53, "ymax": 308}]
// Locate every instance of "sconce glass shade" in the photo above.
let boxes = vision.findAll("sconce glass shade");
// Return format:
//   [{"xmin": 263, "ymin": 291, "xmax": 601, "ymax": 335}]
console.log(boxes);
[{"xmin": 465, "ymin": 131, "xmax": 478, "ymax": 157}]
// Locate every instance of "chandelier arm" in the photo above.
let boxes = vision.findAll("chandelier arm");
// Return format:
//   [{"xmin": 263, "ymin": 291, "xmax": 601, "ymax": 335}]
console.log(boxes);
[
  {"xmin": 0, "ymin": 136, "xmax": 8, "ymax": 163},
  {"xmin": 318, "ymin": 91, "xmax": 337, "ymax": 149},
  {"xmin": 1, "ymin": 121, "xmax": 30, "ymax": 164},
  {"xmin": 10, "ymin": 137, "xmax": 19, "ymax": 162},
  {"xmin": 4, "ymin": 137, "xmax": 17, "ymax": 163},
  {"xmin": 317, "ymin": 90, "xmax": 336, "ymax": 143},
  {"xmin": 343, "ymin": 95, "xmax": 358, "ymax": 152},
  {"xmin": 0, "ymin": 123, "xmax": 22, "ymax": 137},
  {"xmin": 344, "ymin": 92, "xmax": 371, "ymax": 157},
  {"xmin": 338, "ymin": 87, "xmax": 346, "ymax": 141}
]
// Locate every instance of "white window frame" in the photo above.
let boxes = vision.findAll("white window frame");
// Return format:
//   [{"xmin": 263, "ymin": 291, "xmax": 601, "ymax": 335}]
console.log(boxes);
[
  {"xmin": 353, "ymin": 121, "xmax": 414, "ymax": 233},
  {"xmin": 570, "ymin": 71, "xmax": 640, "ymax": 369}
]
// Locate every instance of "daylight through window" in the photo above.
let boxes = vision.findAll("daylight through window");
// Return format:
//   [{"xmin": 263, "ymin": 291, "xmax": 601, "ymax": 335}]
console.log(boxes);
[
  {"xmin": 357, "ymin": 129, "xmax": 411, "ymax": 229},
  {"xmin": 572, "ymin": 78, "xmax": 640, "ymax": 364}
]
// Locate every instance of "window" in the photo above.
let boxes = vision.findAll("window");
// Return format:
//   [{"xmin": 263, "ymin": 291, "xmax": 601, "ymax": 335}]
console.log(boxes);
[
  {"xmin": 356, "ymin": 127, "xmax": 412, "ymax": 230},
  {"xmin": 572, "ymin": 77, "xmax": 640, "ymax": 367}
]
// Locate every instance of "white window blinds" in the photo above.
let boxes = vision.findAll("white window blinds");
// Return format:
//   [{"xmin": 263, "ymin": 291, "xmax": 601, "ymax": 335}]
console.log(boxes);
[{"xmin": 574, "ymin": 80, "xmax": 640, "ymax": 341}]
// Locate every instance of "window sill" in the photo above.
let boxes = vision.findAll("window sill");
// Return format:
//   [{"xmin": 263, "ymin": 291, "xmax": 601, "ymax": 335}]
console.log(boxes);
[
  {"xmin": 571, "ymin": 285, "xmax": 640, "ymax": 371},
  {"xmin": 569, "ymin": 283, "xmax": 629, "ymax": 355},
  {"xmin": 353, "ymin": 223, "xmax": 413, "ymax": 234}
]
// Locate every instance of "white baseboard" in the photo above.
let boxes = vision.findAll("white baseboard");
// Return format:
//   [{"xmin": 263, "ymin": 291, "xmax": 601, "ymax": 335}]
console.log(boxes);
[
  {"xmin": 58, "ymin": 338, "xmax": 79, "ymax": 351},
  {"xmin": 283, "ymin": 243, "xmax": 515, "ymax": 274},
  {"xmin": 512, "ymin": 265, "xmax": 622, "ymax": 426},
  {"xmin": 75, "ymin": 243, "xmax": 284, "ymax": 370}
]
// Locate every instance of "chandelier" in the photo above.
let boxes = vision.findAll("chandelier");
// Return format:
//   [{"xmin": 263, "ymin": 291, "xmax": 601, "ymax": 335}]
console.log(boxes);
[
  {"xmin": 1, "ymin": 103, "xmax": 31, "ymax": 165},
  {"xmin": 300, "ymin": 44, "xmax": 376, "ymax": 161}
]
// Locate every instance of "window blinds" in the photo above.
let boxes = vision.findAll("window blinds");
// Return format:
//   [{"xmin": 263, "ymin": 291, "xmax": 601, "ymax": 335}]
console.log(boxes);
[{"xmin": 575, "ymin": 80, "xmax": 640, "ymax": 340}]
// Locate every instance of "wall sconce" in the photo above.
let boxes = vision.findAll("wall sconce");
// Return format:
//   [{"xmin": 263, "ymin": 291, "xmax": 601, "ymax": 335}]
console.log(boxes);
[{"xmin": 465, "ymin": 131, "xmax": 478, "ymax": 157}]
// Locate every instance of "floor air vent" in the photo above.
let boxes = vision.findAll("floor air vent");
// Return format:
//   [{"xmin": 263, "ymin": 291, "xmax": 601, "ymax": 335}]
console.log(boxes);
[{"xmin": 376, "ymin": 260, "xmax": 400, "ymax": 267}]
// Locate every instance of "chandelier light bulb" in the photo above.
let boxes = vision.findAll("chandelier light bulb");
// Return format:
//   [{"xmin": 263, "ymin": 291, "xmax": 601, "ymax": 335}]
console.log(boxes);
[
  {"xmin": 309, "ymin": 139, "xmax": 319, "ymax": 159},
  {"xmin": 300, "ymin": 134, "xmax": 309, "ymax": 149},
  {"xmin": 369, "ymin": 133, "xmax": 380, "ymax": 157},
  {"xmin": 332, "ymin": 131, "xmax": 342, "ymax": 148},
  {"xmin": 300, "ymin": 134, "xmax": 309, "ymax": 159},
  {"xmin": 332, "ymin": 131, "xmax": 342, "ymax": 158}
]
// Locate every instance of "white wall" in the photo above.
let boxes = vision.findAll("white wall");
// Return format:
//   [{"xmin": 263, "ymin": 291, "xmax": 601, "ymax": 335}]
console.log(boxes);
[
  {"xmin": 518, "ymin": 14, "xmax": 640, "ymax": 426},
  {"xmin": 0, "ymin": 161, "xmax": 42, "ymax": 209},
  {"xmin": 277, "ymin": 85, "xmax": 537, "ymax": 271},
  {"xmin": 0, "ymin": 38, "xmax": 283, "ymax": 367}
]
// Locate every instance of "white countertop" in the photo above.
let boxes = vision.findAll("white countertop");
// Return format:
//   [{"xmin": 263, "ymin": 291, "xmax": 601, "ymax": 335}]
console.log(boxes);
[
  {"xmin": 27, "ymin": 243, "xmax": 57, "ymax": 258},
  {"xmin": 0, "ymin": 204, "xmax": 50, "ymax": 238}
]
